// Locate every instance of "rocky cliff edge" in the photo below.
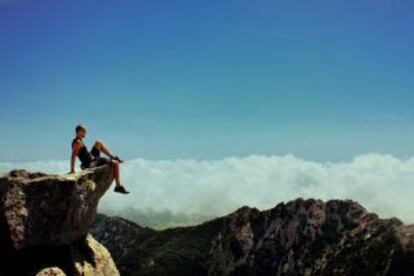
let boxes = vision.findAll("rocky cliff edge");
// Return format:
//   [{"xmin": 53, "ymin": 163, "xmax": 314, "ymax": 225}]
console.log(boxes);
[{"xmin": 0, "ymin": 165, "xmax": 119, "ymax": 276}]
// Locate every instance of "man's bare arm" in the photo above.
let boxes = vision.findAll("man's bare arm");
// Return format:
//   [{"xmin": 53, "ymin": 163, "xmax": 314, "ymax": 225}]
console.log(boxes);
[{"xmin": 70, "ymin": 140, "xmax": 81, "ymax": 173}]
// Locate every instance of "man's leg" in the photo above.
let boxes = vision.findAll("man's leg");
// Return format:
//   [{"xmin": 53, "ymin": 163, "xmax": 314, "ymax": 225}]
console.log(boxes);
[
  {"xmin": 92, "ymin": 141, "xmax": 129, "ymax": 194},
  {"xmin": 111, "ymin": 160, "xmax": 130, "ymax": 194},
  {"xmin": 93, "ymin": 140, "xmax": 115, "ymax": 159},
  {"xmin": 112, "ymin": 160, "xmax": 121, "ymax": 186}
]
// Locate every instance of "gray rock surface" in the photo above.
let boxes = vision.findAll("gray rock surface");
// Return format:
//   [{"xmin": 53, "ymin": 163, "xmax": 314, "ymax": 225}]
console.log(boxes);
[
  {"xmin": 0, "ymin": 165, "xmax": 114, "ymax": 249},
  {"xmin": 0, "ymin": 165, "xmax": 119, "ymax": 276}
]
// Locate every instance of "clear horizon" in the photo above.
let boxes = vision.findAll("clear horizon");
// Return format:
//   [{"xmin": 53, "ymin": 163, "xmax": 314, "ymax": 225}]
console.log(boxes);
[
  {"xmin": 2, "ymin": 153, "xmax": 414, "ymax": 225},
  {"xmin": 1, "ymin": 0, "xmax": 414, "ymax": 162}
]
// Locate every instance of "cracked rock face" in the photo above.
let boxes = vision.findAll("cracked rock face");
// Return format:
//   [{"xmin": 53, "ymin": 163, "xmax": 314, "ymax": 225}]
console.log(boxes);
[
  {"xmin": 0, "ymin": 165, "xmax": 119, "ymax": 276},
  {"xmin": 0, "ymin": 165, "xmax": 114, "ymax": 250},
  {"xmin": 0, "ymin": 233, "xmax": 119, "ymax": 276}
]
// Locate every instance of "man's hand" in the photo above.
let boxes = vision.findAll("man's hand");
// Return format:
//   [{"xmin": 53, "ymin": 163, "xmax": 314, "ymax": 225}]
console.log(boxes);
[{"xmin": 71, "ymin": 140, "xmax": 81, "ymax": 175}]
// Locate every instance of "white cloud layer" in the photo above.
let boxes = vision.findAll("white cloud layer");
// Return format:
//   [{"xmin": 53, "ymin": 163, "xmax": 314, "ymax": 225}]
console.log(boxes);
[{"xmin": 1, "ymin": 153, "xmax": 413, "ymax": 224}]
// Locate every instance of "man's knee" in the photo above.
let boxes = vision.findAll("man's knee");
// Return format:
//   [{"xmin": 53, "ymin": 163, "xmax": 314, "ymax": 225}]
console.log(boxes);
[{"xmin": 94, "ymin": 140, "xmax": 104, "ymax": 149}]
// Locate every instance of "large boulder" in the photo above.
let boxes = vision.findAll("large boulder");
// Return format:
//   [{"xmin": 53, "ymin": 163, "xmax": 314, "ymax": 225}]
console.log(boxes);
[
  {"xmin": 70, "ymin": 234, "xmax": 120, "ymax": 276},
  {"xmin": 0, "ymin": 165, "xmax": 114, "ymax": 249},
  {"xmin": 0, "ymin": 165, "xmax": 119, "ymax": 276},
  {"xmin": 0, "ymin": 234, "xmax": 119, "ymax": 276}
]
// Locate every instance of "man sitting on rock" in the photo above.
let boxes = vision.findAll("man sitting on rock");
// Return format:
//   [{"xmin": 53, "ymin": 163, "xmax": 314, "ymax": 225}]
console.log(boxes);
[{"xmin": 70, "ymin": 124, "xmax": 130, "ymax": 194}]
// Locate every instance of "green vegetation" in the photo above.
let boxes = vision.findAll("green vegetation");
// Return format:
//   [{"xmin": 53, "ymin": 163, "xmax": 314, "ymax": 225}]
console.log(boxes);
[{"xmin": 101, "ymin": 207, "xmax": 215, "ymax": 230}]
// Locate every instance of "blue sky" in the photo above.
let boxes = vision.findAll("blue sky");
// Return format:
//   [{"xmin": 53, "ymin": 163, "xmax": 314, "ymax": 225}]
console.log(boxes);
[{"xmin": 1, "ymin": 0, "xmax": 413, "ymax": 162}]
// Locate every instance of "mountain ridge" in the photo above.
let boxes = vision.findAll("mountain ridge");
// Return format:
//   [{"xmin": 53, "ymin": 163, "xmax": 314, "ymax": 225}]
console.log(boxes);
[{"xmin": 93, "ymin": 198, "xmax": 414, "ymax": 276}]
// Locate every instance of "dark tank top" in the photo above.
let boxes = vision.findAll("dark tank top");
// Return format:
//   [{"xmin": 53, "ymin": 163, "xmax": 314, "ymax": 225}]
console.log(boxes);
[{"xmin": 72, "ymin": 137, "xmax": 92, "ymax": 168}]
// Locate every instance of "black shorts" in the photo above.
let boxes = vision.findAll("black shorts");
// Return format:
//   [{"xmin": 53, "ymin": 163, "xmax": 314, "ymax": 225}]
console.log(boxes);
[
  {"xmin": 80, "ymin": 145, "xmax": 111, "ymax": 169},
  {"xmin": 81, "ymin": 157, "xmax": 111, "ymax": 170},
  {"xmin": 89, "ymin": 157, "xmax": 111, "ymax": 168}
]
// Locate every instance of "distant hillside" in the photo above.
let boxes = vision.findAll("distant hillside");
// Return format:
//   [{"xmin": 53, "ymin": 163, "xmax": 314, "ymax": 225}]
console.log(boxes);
[
  {"xmin": 100, "ymin": 207, "xmax": 214, "ymax": 230},
  {"xmin": 92, "ymin": 198, "xmax": 414, "ymax": 276}
]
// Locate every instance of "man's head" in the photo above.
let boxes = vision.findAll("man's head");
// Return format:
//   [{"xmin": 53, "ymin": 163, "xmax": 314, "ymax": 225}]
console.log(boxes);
[{"xmin": 75, "ymin": 124, "xmax": 87, "ymax": 138}]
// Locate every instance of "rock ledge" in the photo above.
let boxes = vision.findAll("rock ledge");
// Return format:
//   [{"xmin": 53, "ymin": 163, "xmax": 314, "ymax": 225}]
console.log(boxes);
[{"xmin": 0, "ymin": 165, "xmax": 119, "ymax": 276}]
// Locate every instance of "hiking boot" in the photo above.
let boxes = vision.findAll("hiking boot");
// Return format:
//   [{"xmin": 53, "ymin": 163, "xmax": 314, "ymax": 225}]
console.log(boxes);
[{"xmin": 114, "ymin": 185, "xmax": 130, "ymax": 194}]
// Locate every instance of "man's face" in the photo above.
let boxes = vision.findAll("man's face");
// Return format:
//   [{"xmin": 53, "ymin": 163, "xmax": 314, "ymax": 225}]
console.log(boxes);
[{"xmin": 78, "ymin": 129, "xmax": 87, "ymax": 138}]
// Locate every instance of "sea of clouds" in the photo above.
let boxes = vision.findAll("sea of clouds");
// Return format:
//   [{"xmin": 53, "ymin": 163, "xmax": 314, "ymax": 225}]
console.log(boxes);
[{"xmin": 1, "ymin": 153, "xmax": 413, "ymax": 224}]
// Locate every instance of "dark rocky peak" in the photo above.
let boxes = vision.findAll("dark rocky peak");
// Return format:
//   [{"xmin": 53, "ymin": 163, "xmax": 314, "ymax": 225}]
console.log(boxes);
[{"xmin": 93, "ymin": 198, "xmax": 414, "ymax": 276}]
